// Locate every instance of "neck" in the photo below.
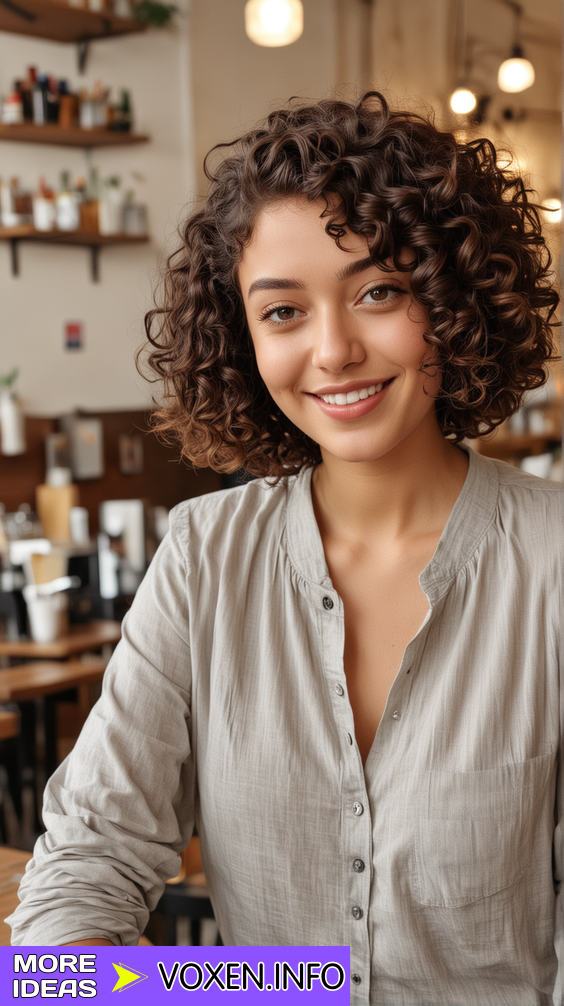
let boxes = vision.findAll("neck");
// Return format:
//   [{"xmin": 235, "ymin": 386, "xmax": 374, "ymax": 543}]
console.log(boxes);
[{"xmin": 311, "ymin": 417, "xmax": 470, "ymax": 549}]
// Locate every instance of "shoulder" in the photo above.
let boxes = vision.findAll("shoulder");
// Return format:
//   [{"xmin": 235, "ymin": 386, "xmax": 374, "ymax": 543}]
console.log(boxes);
[
  {"xmin": 476, "ymin": 452, "xmax": 563, "ymax": 557},
  {"xmin": 488, "ymin": 454, "xmax": 562, "ymax": 509},
  {"xmin": 166, "ymin": 474, "xmax": 297, "ymax": 564}
]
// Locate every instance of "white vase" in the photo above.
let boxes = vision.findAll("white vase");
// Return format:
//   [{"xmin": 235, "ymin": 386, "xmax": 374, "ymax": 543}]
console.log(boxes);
[{"xmin": 0, "ymin": 390, "xmax": 26, "ymax": 455}]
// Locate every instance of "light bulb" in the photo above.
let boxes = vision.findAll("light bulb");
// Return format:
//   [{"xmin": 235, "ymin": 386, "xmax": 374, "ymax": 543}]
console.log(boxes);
[
  {"xmin": 450, "ymin": 87, "xmax": 477, "ymax": 115},
  {"xmin": 541, "ymin": 198, "xmax": 562, "ymax": 224},
  {"xmin": 498, "ymin": 52, "xmax": 535, "ymax": 93},
  {"xmin": 245, "ymin": 0, "xmax": 304, "ymax": 47}
]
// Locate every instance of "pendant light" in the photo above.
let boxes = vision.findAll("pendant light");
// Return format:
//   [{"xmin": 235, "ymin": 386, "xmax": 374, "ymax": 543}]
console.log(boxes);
[
  {"xmin": 449, "ymin": 1, "xmax": 477, "ymax": 116},
  {"xmin": 498, "ymin": 3, "xmax": 535, "ymax": 93},
  {"xmin": 541, "ymin": 198, "xmax": 562, "ymax": 224},
  {"xmin": 450, "ymin": 87, "xmax": 477, "ymax": 115},
  {"xmin": 245, "ymin": 0, "xmax": 304, "ymax": 47}
]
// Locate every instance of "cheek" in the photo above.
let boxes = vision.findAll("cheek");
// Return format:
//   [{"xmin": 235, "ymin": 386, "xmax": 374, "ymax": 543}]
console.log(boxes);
[{"xmin": 253, "ymin": 340, "xmax": 302, "ymax": 395}]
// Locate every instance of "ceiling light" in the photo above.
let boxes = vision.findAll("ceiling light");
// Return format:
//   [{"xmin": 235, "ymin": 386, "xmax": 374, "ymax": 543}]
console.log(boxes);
[
  {"xmin": 498, "ymin": 46, "xmax": 535, "ymax": 92},
  {"xmin": 450, "ymin": 87, "xmax": 477, "ymax": 115},
  {"xmin": 245, "ymin": 0, "xmax": 304, "ymax": 47},
  {"xmin": 541, "ymin": 198, "xmax": 562, "ymax": 224}
]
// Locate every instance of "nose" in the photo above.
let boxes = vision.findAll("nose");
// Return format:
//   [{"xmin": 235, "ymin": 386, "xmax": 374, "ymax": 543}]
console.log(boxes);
[{"xmin": 310, "ymin": 306, "xmax": 365, "ymax": 373}]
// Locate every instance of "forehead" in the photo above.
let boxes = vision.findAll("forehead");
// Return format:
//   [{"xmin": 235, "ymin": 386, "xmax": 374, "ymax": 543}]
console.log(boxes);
[{"xmin": 239, "ymin": 198, "xmax": 369, "ymax": 280}]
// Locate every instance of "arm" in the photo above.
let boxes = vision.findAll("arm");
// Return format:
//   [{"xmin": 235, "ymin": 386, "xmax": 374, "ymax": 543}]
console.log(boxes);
[
  {"xmin": 7, "ymin": 517, "xmax": 195, "ymax": 947},
  {"xmin": 61, "ymin": 941, "xmax": 114, "ymax": 946}
]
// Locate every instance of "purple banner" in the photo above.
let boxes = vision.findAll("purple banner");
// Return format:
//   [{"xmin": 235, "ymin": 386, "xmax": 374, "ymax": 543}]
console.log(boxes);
[{"xmin": 2, "ymin": 947, "xmax": 349, "ymax": 1003}]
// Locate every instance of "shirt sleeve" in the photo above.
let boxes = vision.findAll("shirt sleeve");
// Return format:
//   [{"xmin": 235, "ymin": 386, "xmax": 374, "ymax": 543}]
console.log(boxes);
[{"xmin": 6, "ymin": 515, "xmax": 194, "ymax": 947}]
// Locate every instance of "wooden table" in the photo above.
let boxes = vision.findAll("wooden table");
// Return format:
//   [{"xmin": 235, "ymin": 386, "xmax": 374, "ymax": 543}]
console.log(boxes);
[
  {"xmin": 0, "ymin": 623, "xmax": 119, "ymax": 848},
  {"xmin": 0, "ymin": 661, "xmax": 106, "ymax": 703},
  {"xmin": 0, "ymin": 621, "xmax": 121, "ymax": 660},
  {"xmin": 0, "ymin": 847, "xmax": 30, "ymax": 946},
  {"xmin": 0, "ymin": 661, "xmax": 106, "ymax": 784}
]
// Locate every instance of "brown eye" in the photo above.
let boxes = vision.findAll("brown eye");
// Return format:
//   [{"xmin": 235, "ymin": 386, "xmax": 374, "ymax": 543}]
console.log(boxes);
[
  {"xmin": 367, "ymin": 287, "xmax": 389, "ymax": 302},
  {"xmin": 265, "ymin": 306, "xmax": 300, "ymax": 323}
]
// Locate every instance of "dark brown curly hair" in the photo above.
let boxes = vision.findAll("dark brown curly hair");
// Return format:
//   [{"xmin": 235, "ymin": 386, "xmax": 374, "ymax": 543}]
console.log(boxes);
[{"xmin": 142, "ymin": 91, "xmax": 560, "ymax": 481}]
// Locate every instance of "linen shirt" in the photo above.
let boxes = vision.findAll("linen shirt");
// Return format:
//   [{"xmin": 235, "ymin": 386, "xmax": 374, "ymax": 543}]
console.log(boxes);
[{"xmin": 7, "ymin": 446, "xmax": 564, "ymax": 1006}]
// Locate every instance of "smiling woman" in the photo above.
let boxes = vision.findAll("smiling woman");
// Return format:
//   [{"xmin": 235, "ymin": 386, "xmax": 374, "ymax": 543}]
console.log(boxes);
[{"xmin": 7, "ymin": 93, "xmax": 564, "ymax": 1006}]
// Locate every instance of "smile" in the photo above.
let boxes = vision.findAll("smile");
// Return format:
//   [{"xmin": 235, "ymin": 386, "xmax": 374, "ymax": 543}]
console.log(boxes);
[
  {"xmin": 309, "ymin": 378, "xmax": 395, "ymax": 421},
  {"xmin": 316, "ymin": 379, "xmax": 393, "ymax": 405}
]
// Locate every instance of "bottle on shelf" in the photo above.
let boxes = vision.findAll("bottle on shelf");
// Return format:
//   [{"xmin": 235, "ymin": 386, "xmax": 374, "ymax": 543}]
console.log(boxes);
[
  {"xmin": 58, "ymin": 81, "xmax": 79, "ymax": 130},
  {"xmin": 99, "ymin": 175, "xmax": 123, "ymax": 235},
  {"xmin": 0, "ymin": 177, "xmax": 31, "ymax": 226},
  {"xmin": 16, "ymin": 68, "xmax": 36, "ymax": 122},
  {"xmin": 80, "ymin": 167, "xmax": 100, "ymax": 233},
  {"xmin": 111, "ymin": 89, "xmax": 133, "ymax": 132},
  {"xmin": 32, "ymin": 74, "xmax": 49, "ymax": 126},
  {"xmin": 1, "ymin": 88, "xmax": 24, "ymax": 125},
  {"xmin": 32, "ymin": 177, "xmax": 56, "ymax": 232},
  {"xmin": 46, "ymin": 76, "xmax": 60, "ymax": 124},
  {"xmin": 56, "ymin": 170, "xmax": 80, "ymax": 232},
  {"xmin": 123, "ymin": 188, "xmax": 148, "ymax": 235}
]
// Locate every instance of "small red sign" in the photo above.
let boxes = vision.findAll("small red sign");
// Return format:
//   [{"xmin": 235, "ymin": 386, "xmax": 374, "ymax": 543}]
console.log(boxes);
[{"xmin": 65, "ymin": 321, "xmax": 83, "ymax": 350}]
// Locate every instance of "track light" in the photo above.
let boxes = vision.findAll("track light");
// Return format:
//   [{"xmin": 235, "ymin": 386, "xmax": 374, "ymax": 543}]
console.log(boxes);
[
  {"xmin": 450, "ymin": 87, "xmax": 477, "ymax": 115},
  {"xmin": 245, "ymin": 0, "xmax": 304, "ymax": 47}
]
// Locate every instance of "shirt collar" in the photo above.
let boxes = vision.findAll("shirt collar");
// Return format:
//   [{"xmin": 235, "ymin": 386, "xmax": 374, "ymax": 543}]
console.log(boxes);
[{"xmin": 285, "ymin": 446, "xmax": 500, "ymax": 605}]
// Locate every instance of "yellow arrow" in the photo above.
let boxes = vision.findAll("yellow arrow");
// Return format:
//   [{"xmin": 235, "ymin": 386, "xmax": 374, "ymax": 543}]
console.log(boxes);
[{"xmin": 111, "ymin": 963, "xmax": 148, "ymax": 992}]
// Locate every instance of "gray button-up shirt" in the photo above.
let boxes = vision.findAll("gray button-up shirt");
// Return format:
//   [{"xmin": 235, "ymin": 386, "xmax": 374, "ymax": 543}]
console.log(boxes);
[{"xmin": 7, "ymin": 447, "xmax": 564, "ymax": 1006}]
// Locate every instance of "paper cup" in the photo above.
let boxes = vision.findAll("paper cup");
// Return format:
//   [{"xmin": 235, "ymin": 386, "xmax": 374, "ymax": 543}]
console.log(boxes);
[{"xmin": 26, "ymin": 593, "xmax": 68, "ymax": 643}]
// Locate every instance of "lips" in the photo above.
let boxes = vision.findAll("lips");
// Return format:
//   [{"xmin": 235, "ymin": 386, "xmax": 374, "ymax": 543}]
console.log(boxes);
[
  {"xmin": 309, "ymin": 377, "xmax": 395, "ymax": 420},
  {"xmin": 311, "ymin": 378, "xmax": 393, "ymax": 397}
]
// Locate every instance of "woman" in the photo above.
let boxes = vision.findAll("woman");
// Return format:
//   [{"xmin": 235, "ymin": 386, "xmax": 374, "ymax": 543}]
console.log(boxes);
[{"xmin": 8, "ymin": 93, "xmax": 563, "ymax": 1005}]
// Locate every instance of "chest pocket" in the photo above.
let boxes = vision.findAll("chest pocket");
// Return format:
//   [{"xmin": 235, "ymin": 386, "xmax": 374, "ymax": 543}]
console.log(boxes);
[{"xmin": 413, "ymin": 752, "xmax": 556, "ymax": 908}]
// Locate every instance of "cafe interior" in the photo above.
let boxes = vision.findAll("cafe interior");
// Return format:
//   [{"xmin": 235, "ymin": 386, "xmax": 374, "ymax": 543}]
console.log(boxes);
[{"xmin": 0, "ymin": 0, "xmax": 561, "ymax": 946}]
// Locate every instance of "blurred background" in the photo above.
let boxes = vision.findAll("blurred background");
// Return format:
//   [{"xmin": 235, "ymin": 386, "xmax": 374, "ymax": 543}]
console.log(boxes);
[{"xmin": 0, "ymin": 0, "xmax": 561, "ymax": 944}]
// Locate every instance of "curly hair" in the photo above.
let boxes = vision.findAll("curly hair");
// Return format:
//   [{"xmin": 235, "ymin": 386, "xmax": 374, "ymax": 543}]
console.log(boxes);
[{"xmin": 142, "ymin": 91, "xmax": 560, "ymax": 481}]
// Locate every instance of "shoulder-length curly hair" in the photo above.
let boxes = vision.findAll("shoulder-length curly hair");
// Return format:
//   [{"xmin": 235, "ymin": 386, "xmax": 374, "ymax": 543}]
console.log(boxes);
[{"xmin": 142, "ymin": 91, "xmax": 560, "ymax": 482}]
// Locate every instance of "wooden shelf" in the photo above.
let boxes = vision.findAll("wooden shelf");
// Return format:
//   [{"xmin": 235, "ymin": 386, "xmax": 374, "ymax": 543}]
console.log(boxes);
[
  {"xmin": 474, "ymin": 431, "xmax": 562, "ymax": 462},
  {"xmin": 0, "ymin": 122, "xmax": 149, "ymax": 147},
  {"xmin": 0, "ymin": 224, "xmax": 148, "ymax": 244},
  {"xmin": 0, "ymin": 0, "xmax": 146, "ymax": 43},
  {"xmin": 0, "ymin": 224, "xmax": 149, "ymax": 281}
]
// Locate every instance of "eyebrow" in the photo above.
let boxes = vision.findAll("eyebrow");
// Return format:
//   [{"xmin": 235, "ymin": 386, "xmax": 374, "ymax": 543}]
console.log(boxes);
[{"xmin": 246, "ymin": 255, "xmax": 382, "ymax": 299}]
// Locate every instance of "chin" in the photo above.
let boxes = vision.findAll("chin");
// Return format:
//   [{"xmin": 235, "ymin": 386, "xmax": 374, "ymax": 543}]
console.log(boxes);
[{"xmin": 318, "ymin": 440, "xmax": 399, "ymax": 465}]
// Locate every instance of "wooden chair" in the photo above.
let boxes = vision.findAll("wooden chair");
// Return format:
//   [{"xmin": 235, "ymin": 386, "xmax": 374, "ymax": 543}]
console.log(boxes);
[{"xmin": 0, "ymin": 708, "xmax": 21, "ymax": 846}]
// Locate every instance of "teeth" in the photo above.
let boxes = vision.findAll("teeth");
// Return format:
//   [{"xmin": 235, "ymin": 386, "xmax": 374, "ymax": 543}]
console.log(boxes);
[{"xmin": 318, "ymin": 382, "xmax": 385, "ymax": 405}]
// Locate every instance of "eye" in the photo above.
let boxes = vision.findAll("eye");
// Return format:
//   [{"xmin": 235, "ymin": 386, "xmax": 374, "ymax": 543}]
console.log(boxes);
[
  {"xmin": 359, "ymin": 285, "xmax": 403, "ymax": 305},
  {"xmin": 260, "ymin": 305, "xmax": 301, "ymax": 324}
]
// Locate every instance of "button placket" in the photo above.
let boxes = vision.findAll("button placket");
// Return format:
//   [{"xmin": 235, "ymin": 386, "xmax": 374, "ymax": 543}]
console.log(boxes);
[{"xmin": 317, "ymin": 584, "xmax": 370, "ymax": 1002}]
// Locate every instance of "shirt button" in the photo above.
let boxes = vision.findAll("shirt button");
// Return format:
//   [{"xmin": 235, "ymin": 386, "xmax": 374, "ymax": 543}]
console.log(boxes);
[
  {"xmin": 352, "ymin": 801, "xmax": 364, "ymax": 816},
  {"xmin": 352, "ymin": 905, "xmax": 363, "ymax": 920},
  {"xmin": 335, "ymin": 683, "xmax": 344, "ymax": 696},
  {"xmin": 351, "ymin": 974, "xmax": 361, "ymax": 986},
  {"xmin": 353, "ymin": 858, "xmax": 365, "ymax": 872},
  {"xmin": 392, "ymin": 709, "xmax": 400, "ymax": 720},
  {"xmin": 322, "ymin": 596, "xmax": 334, "ymax": 610}
]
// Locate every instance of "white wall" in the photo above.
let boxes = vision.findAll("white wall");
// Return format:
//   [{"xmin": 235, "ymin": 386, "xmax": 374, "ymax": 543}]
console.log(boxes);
[
  {"xmin": 0, "ymin": 7, "xmax": 196, "ymax": 415},
  {"xmin": 189, "ymin": 0, "xmax": 339, "ymax": 193}
]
